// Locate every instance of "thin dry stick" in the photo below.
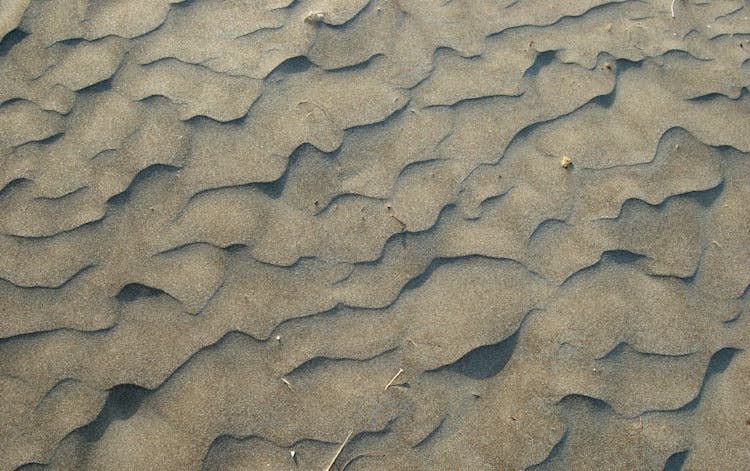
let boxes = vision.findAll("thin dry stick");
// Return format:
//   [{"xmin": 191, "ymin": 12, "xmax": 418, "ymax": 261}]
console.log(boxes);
[
  {"xmin": 280, "ymin": 377, "xmax": 294, "ymax": 391},
  {"xmin": 384, "ymin": 368, "xmax": 404, "ymax": 391},
  {"xmin": 671, "ymin": 0, "xmax": 676, "ymax": 18},
  {"xmin": 390, "ymin": 214, "xmax": 406, "ymax": 231},
  {"xmin": 323, "ymin": 430, "xmax": 353, "ymax": 471}
]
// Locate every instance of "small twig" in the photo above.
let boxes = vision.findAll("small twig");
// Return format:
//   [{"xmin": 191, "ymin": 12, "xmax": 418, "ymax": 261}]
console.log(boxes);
[
  {"xmin": 670, "ymin": 0, "xmax": 676, "ymax": 18},
  {"xmin": 384, "ymin": 368, "xmax": 404, "ymax": 391},
  {"xmin": 323, "ymin": 430, "xmax": 353, "ymax": 471},
  {"xmin": 390, "ymin": 214, "xmax": 406, "ymax": 231},
  {"xmin": 281, "ymin": 377, "xmax": 295, "ymax": 391}
]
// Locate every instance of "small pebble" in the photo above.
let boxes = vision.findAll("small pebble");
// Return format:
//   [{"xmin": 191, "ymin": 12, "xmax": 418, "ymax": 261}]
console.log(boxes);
[{"xmin": 305, "ymin": 11, "xmax": 325, "ymax": 24}]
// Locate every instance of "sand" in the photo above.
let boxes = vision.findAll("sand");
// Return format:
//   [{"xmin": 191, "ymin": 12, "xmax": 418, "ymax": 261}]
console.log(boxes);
[{"xmin": 1, "ymin": 0, "xmax": 749, "ymax": 470}]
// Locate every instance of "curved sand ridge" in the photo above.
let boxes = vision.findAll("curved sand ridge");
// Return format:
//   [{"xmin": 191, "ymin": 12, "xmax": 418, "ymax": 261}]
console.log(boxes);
[{"xmin": 1, "ymin": 0, "xmax": 749, "ymax": 469}]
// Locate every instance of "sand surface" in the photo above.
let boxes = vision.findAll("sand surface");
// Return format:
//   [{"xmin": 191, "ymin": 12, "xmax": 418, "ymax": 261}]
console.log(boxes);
[{"xmin": 1, "ymin": 1, "xmax": 749, "ymax": 470}]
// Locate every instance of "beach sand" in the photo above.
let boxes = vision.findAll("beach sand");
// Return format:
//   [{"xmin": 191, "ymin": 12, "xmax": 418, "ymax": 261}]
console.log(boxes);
[{"xmin": 1, "ymin": 0, "xmax": 749, "ymax": 469}]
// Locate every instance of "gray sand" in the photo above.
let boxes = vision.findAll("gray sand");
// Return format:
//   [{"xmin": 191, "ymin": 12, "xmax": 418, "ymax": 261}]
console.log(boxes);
[{"xmin": 1, "ymin": 0, "xmax": 749, "ymax": 470}]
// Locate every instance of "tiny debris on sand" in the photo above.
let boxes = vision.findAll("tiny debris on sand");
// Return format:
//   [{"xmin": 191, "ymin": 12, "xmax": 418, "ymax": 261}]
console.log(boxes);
[
  {"xmin": 305, "ymin": 11, "xmax": 326, "ymax": 24},
  {"xmin": 280, "ymin": 377, "xmax": 295, "ymax": 391},
  {"xmin": 324, "ymin": 430, "xmax": 353, "ymax": 471},
  {"xmin": 384, "ymin": 368, "xmax": 405, "ymax": 391}
]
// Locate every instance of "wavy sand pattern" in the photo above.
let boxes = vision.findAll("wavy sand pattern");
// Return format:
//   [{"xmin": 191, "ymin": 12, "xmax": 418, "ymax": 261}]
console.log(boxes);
[{"xmin": 1, "ymin": 0, "xmax": 749, "ymax": 470}]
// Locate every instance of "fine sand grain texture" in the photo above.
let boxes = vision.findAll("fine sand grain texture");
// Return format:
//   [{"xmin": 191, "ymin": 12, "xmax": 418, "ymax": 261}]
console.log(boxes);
[{"xmin": 1, "ymin": 1, "xmax": 749, "ymax": 470}]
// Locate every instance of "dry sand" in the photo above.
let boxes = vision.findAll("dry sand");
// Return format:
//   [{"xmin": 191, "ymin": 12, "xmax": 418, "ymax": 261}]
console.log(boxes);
[{"xmin": 1, "ymin": 0, "xmax": 749, "ymax": 470}]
